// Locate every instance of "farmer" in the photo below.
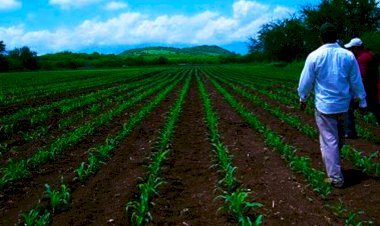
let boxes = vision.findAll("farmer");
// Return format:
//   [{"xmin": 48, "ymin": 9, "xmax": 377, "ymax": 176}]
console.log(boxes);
[
  {"xmin": 344, "ymin": 37, "xmax": 380, "ymax": 138},
  {"xmin": 297, "ymin": 23, "xmax": 367, "ymax": 188}
]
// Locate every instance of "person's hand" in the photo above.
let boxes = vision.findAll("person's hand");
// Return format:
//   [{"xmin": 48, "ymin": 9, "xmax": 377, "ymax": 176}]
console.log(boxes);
[
  {"xmin": 358, "ymin": 107, "xmax": 367, "ymax": 115},
  {"xmin": 352, "ymin": 97, "xmax": 359, "ymax": 109},
  {"xmin": 299, "ymin": 100, "xmax": 307, "ymax": 111}
]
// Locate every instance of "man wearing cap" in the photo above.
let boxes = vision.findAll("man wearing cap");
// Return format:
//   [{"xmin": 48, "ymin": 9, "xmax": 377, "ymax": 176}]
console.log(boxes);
[
  {"xmin": 344, "ymin": 37, "xmax": 380, "ymax": 137},
  {"xmin": 298, "ymin": 23, "xmax": 367, "ymax": 188}
]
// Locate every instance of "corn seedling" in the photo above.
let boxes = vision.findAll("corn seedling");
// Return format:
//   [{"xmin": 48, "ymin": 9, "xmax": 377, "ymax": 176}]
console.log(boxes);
[
  {"xmin": 43, "ymin": 183, "xmax": 71, "ymax": 213},
  {"xmin": 0, "ymin": 143, "xmax": 8, "ymax": 155},
  {"xmin": 217, "ymin": 189, "xmax": 263, "ymax": 226},
  {"xmin": 21, "ymin": 208, "xmax": 51, "ymax": 226},
  {"xmin": 1, "ymin": 159, "xmax": 29, "ymax": 188}
]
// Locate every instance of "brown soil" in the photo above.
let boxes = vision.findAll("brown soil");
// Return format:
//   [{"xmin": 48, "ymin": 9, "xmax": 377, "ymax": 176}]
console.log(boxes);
[{"xmin": 1, "ymin": 70, "xmax": 379, "ymax": 225}]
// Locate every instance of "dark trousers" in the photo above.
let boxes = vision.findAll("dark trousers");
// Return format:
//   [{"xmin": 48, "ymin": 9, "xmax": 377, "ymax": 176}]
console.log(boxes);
[{"xmin": 345, "ymin": 96, "xmax": 380, "ymax": 136}]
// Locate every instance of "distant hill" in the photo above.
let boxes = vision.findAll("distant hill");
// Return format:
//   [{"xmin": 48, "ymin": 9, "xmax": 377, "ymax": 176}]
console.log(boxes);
[{"xmin": 119, "ymin": 45, "xmax": 235, "ymax": 57}]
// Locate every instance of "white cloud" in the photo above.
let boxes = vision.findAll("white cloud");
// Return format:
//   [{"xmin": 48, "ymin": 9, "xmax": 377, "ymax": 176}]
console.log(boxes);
[
  {"xmin": 233, "ymin": 0, "xmax": 269, "ymax": 18},
  {"xmin": 105, "ymin": 1, "xmax": 128, "ymax": 11},
  {"xmin": 274, "ymin": 6, "xmax": 294, "ymax": 15},
  {"xmin": 0, "ymin": 1, "xmax": 295, "ymax": 54},
  {"xmin": 49, "ymin": 0, "xmax": 103, "ymax": 9},
  {"xmin": 0, "ymin": 0, "xmax": 21, "ymax": 10}
]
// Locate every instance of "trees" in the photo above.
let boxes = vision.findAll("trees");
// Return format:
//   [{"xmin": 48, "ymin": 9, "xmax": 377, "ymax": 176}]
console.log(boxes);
[
  {"xmin": 8, "ymin": 46, "xmax": 39, "ymax": 70},
  {"xmin": 0, "ymin": 41, "xmax": 9, "ymax": 72},
  {"xmin": 301, "ymin": 0, "xmax": 380, "ymax": 42},
  {"xmin": 249, "ymin": 0, "xmax": 380, "ymax": 62},
  {"xmin": 251, "ymin": 18, "xmax": 309, "ymax": 62}
]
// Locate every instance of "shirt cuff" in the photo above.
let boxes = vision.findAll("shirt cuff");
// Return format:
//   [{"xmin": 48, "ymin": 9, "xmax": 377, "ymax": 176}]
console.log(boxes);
[
  {"xmin": 299, "ymin": 97, "xmax": 307, "ymax": 102},
  {"xmin": 358, "ymin": 99, "xmax": 367, "ymax": 108}
]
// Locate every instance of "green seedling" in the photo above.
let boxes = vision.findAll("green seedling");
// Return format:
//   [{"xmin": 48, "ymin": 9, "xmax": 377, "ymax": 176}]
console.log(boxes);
[
  {"xmin": 43, "ymin": 183, "xmax": 71, "ymax": 213},
  {"xmin": 217, "ymin": 189, "xmax": 263, "ymax": 226},
  {"xmin": 22, "ymin": 208, "xmax": 51, "ymax": 226}
]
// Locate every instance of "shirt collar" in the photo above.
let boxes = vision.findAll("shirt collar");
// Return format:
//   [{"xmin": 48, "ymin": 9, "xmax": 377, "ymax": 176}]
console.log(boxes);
[{"xmin": 321, "ymin": 43, "xmax": 340, "ymax": 48}]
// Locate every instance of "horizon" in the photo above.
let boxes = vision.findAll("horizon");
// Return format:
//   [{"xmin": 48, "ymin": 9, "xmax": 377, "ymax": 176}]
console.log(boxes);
[{"xmin": 0, "ymin": 0, "xmax": 320, "ymax": 55}]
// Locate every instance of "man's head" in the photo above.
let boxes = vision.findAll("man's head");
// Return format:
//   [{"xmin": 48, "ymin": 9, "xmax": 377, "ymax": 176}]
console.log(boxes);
[
  {"xmin": 320, "ymin": 22, "xmax": 337, "ymax": 44},
  {"xmin": 344, "ymin": 38, "xmax": 363, "ymax": 54}
]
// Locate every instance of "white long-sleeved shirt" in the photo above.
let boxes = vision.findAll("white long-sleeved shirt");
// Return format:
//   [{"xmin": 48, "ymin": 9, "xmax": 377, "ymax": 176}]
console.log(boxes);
[{"xmin": 298, "ymin": 43, "xmax": 367, "ymax": 114}]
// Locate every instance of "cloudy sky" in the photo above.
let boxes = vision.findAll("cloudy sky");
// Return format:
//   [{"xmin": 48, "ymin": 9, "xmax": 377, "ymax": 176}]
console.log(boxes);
[{"xmin": 0, "ymin": 0, "xmax": 319, "ymax": 54}]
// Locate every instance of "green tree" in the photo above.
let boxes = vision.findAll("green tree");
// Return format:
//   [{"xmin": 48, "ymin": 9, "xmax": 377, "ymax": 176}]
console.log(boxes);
[
  {"xmin": 250, "ymin": 17, "xmax": 309, "ymax": 62},
  {"xmin": 361, "ymin": 31, "xmax": 380, "ymax": 54},
  {"xmin": 8, "ymin": 46, "xmax": 39, "ymax": 70},
  {"xmin": 301, "ymin": 0, "xmax": 380, "ymax": 43},
  {"xmin": 0, "ymin": 41, "xmax": 9, "ymax": 72},
  {"xmin": 248, "ymin": 0, "xmax": 380, "ymax": 62}
]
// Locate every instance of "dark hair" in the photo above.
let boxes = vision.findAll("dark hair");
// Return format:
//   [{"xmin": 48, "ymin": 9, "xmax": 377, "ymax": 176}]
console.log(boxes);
[{"xmin": 320, "ymin": 23, "xmax": 337, "ymax": 43}]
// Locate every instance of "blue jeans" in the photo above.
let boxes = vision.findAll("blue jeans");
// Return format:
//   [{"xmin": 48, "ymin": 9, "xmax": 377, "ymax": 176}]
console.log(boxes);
[{"xmin": 315, "ymin": 110, "xmax": 344, "ymax": 182}]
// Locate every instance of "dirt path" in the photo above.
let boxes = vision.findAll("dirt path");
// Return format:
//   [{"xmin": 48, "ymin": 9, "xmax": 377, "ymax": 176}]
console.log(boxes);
[
  {"xmin": 150, "ymin": 78, "xmax": 233, "ymax": 225},
  {"xmin": 51, "ymin": 84, "xmax": 181, "ymax": 225}
]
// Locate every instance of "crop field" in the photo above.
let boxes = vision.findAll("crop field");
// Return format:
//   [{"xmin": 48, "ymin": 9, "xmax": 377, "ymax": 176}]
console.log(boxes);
[{"xmin": 0, "ymin": 64, "xmax": 379, "ymax": 226}]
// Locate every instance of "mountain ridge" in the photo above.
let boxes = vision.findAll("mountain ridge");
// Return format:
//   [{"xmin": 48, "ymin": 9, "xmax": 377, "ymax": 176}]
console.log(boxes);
[{"xmin": 119, "ymin": 45, "xmax": 235, "ymax": 57}]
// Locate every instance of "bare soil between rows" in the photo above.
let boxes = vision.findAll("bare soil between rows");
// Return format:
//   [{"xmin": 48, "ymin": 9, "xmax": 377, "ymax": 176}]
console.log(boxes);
[{"xmin": 1, "ymin": 74, "xmax": 379, "ymax": 225}]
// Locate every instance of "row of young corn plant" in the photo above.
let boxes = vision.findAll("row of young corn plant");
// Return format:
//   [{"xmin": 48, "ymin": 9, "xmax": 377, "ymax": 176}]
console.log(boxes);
[
  {"xmin": 204, "ymin": 66, "xmax": 295, "ymax": 88},
  {"xmin": 237, "ymin": 82, "xmax": 380, "ymax": 179},
  {"xmin": 212, "ymin": 65, "xmax": 380, "ymax": 132},
  {"xmin": 16, "ymin": 72, "xmax": 187, "ymax": 226},
  {"xmin": 19, "ymin": 182, "xmax": 71, "ymax": 226},
  {"xmin": 251, "ymin": 79, "xmax": 377, "ymax": 143},
  {"xmin": 211, "ymin": 71, "xmax": 380, "ymax": 179},
  {"xmin": 0, "ymin": 70, "xmax": 174, "ymax": 136},
  {"xmin": 326, "ymin": 200, "xmax": 375, "ymax": 226},
  {"xmin": 209, "ymin": 69, "xmax": 373, "ymax": 225},
  {"xmin": 196, "ymin": 75, "xmax": 263, "ymax": 226},
  {"xmin": 0, "ymin": 68, "xmax": 162, "ymax": 106},
  {"xmin": 0, "ymin": 71, "xmax": 174, "ymax": 159},
  {"xmin": 242, "ymin": 72, "xmax": 377, "ymax": 141},
  {"xmin": 0, "ymin": 73, "xmax": 181, "ymax": 191},
  {"xmin": 125, "ymin": 74, "xmax": 192, "ymax": 226},
  {"xmin": 1, "ymin": 71, "xmax": 176, "ymax": 153},
  {"xmin": 204, "ymin": 74, "xmax": 332, "ymax": 198},
  {"xmin": 75, "ymin": 72, "xmax": 188, "ymax": 183}
]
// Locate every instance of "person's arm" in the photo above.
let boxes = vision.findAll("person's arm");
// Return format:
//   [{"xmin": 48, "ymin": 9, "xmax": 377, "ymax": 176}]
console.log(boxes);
[
  {"xmin": 357, "ymin": 53, "xmax": 369, "ymax": 85},
  {"xmin": 298, "ymin": 55, "xmax": 315, "ymax": 103},
  {"xmin": 349, "ymin": 56, "xmax": 367, "ymax": 108}
]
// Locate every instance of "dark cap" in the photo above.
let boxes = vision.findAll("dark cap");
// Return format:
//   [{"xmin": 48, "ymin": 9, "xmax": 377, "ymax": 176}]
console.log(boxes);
[{"xmin": 320, "ymin": 22, "xmax": 336, "ymax": 35}]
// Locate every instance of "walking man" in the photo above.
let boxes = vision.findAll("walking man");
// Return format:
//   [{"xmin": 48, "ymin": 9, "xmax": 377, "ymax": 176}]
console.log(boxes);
[{"xmin": 297, "ymin": 23, "xmax": 367, "ymax": 188}]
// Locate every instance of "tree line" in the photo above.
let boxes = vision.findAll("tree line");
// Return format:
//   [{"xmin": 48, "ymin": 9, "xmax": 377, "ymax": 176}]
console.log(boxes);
[
  {"xmin": 0, "ymin": 42, "xmax": 231, "ymax": 72},
  {"xmin": 0, "ymin": 42, "xmax": 39, "ymax": 72},
  {"xmin": 0, "ymin": 43, "xmax": 177, "ymax": 72},
  {"xmin": 248, "ymin": 0, "xmax": 380, "ymax": 62}
]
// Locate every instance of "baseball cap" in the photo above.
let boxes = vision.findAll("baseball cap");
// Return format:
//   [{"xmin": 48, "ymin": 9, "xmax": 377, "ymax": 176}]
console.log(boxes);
[{"xmin": 344, "ymin": 38, "xmax": 363, "ymax": 48}]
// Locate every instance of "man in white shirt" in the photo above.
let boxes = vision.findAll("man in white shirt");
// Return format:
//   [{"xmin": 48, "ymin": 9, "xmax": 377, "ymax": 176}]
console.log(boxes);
[{"xmin": 297, "ymin": 22, "xmax": 367, "ymax": 188}]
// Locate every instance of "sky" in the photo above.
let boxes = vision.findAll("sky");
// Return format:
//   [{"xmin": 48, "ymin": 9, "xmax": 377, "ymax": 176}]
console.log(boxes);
[{"xmin": 0, "ymin": 0, "xmax": 320, "ymax": 55}]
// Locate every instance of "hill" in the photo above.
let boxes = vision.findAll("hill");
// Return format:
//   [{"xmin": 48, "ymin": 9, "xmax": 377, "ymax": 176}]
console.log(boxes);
[{"xmin": 119, "ymin": 45, "xmax": 235, "ymax": 57}]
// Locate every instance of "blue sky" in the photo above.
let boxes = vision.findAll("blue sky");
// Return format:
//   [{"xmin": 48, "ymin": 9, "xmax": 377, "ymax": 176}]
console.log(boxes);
[{"xmin": 0, "ymin": 0, "xmax": 320, "ymax": 54}]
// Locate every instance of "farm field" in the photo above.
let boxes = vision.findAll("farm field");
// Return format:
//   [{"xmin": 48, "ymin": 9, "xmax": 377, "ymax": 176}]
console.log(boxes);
[{"xmin": 0, "ymin": 64, "xmax": 379, "ymax": 226}]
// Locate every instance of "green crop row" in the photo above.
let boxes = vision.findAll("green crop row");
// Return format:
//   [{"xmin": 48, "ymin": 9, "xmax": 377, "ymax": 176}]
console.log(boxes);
[
  {"xmin": 0, "ymin": 73, "xmax": 180, "ymax": 190},
  {"xmin": 210, "ymin": 69, "xmax": 380, "ymax": 180},
  {"xmin": 126, "ymin": 73, "xmax": 192, "ymax": 225},
  {"xmin": 205, "ymin": 74, "xmax": 332, "ymax": 198},
  {"xmin": 197, "ymin": 74, "xmax": 262, "ymax": 226},
  {"xmin": 0, "ymin": 68, "xmax": 163, "ymax": 106}
]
